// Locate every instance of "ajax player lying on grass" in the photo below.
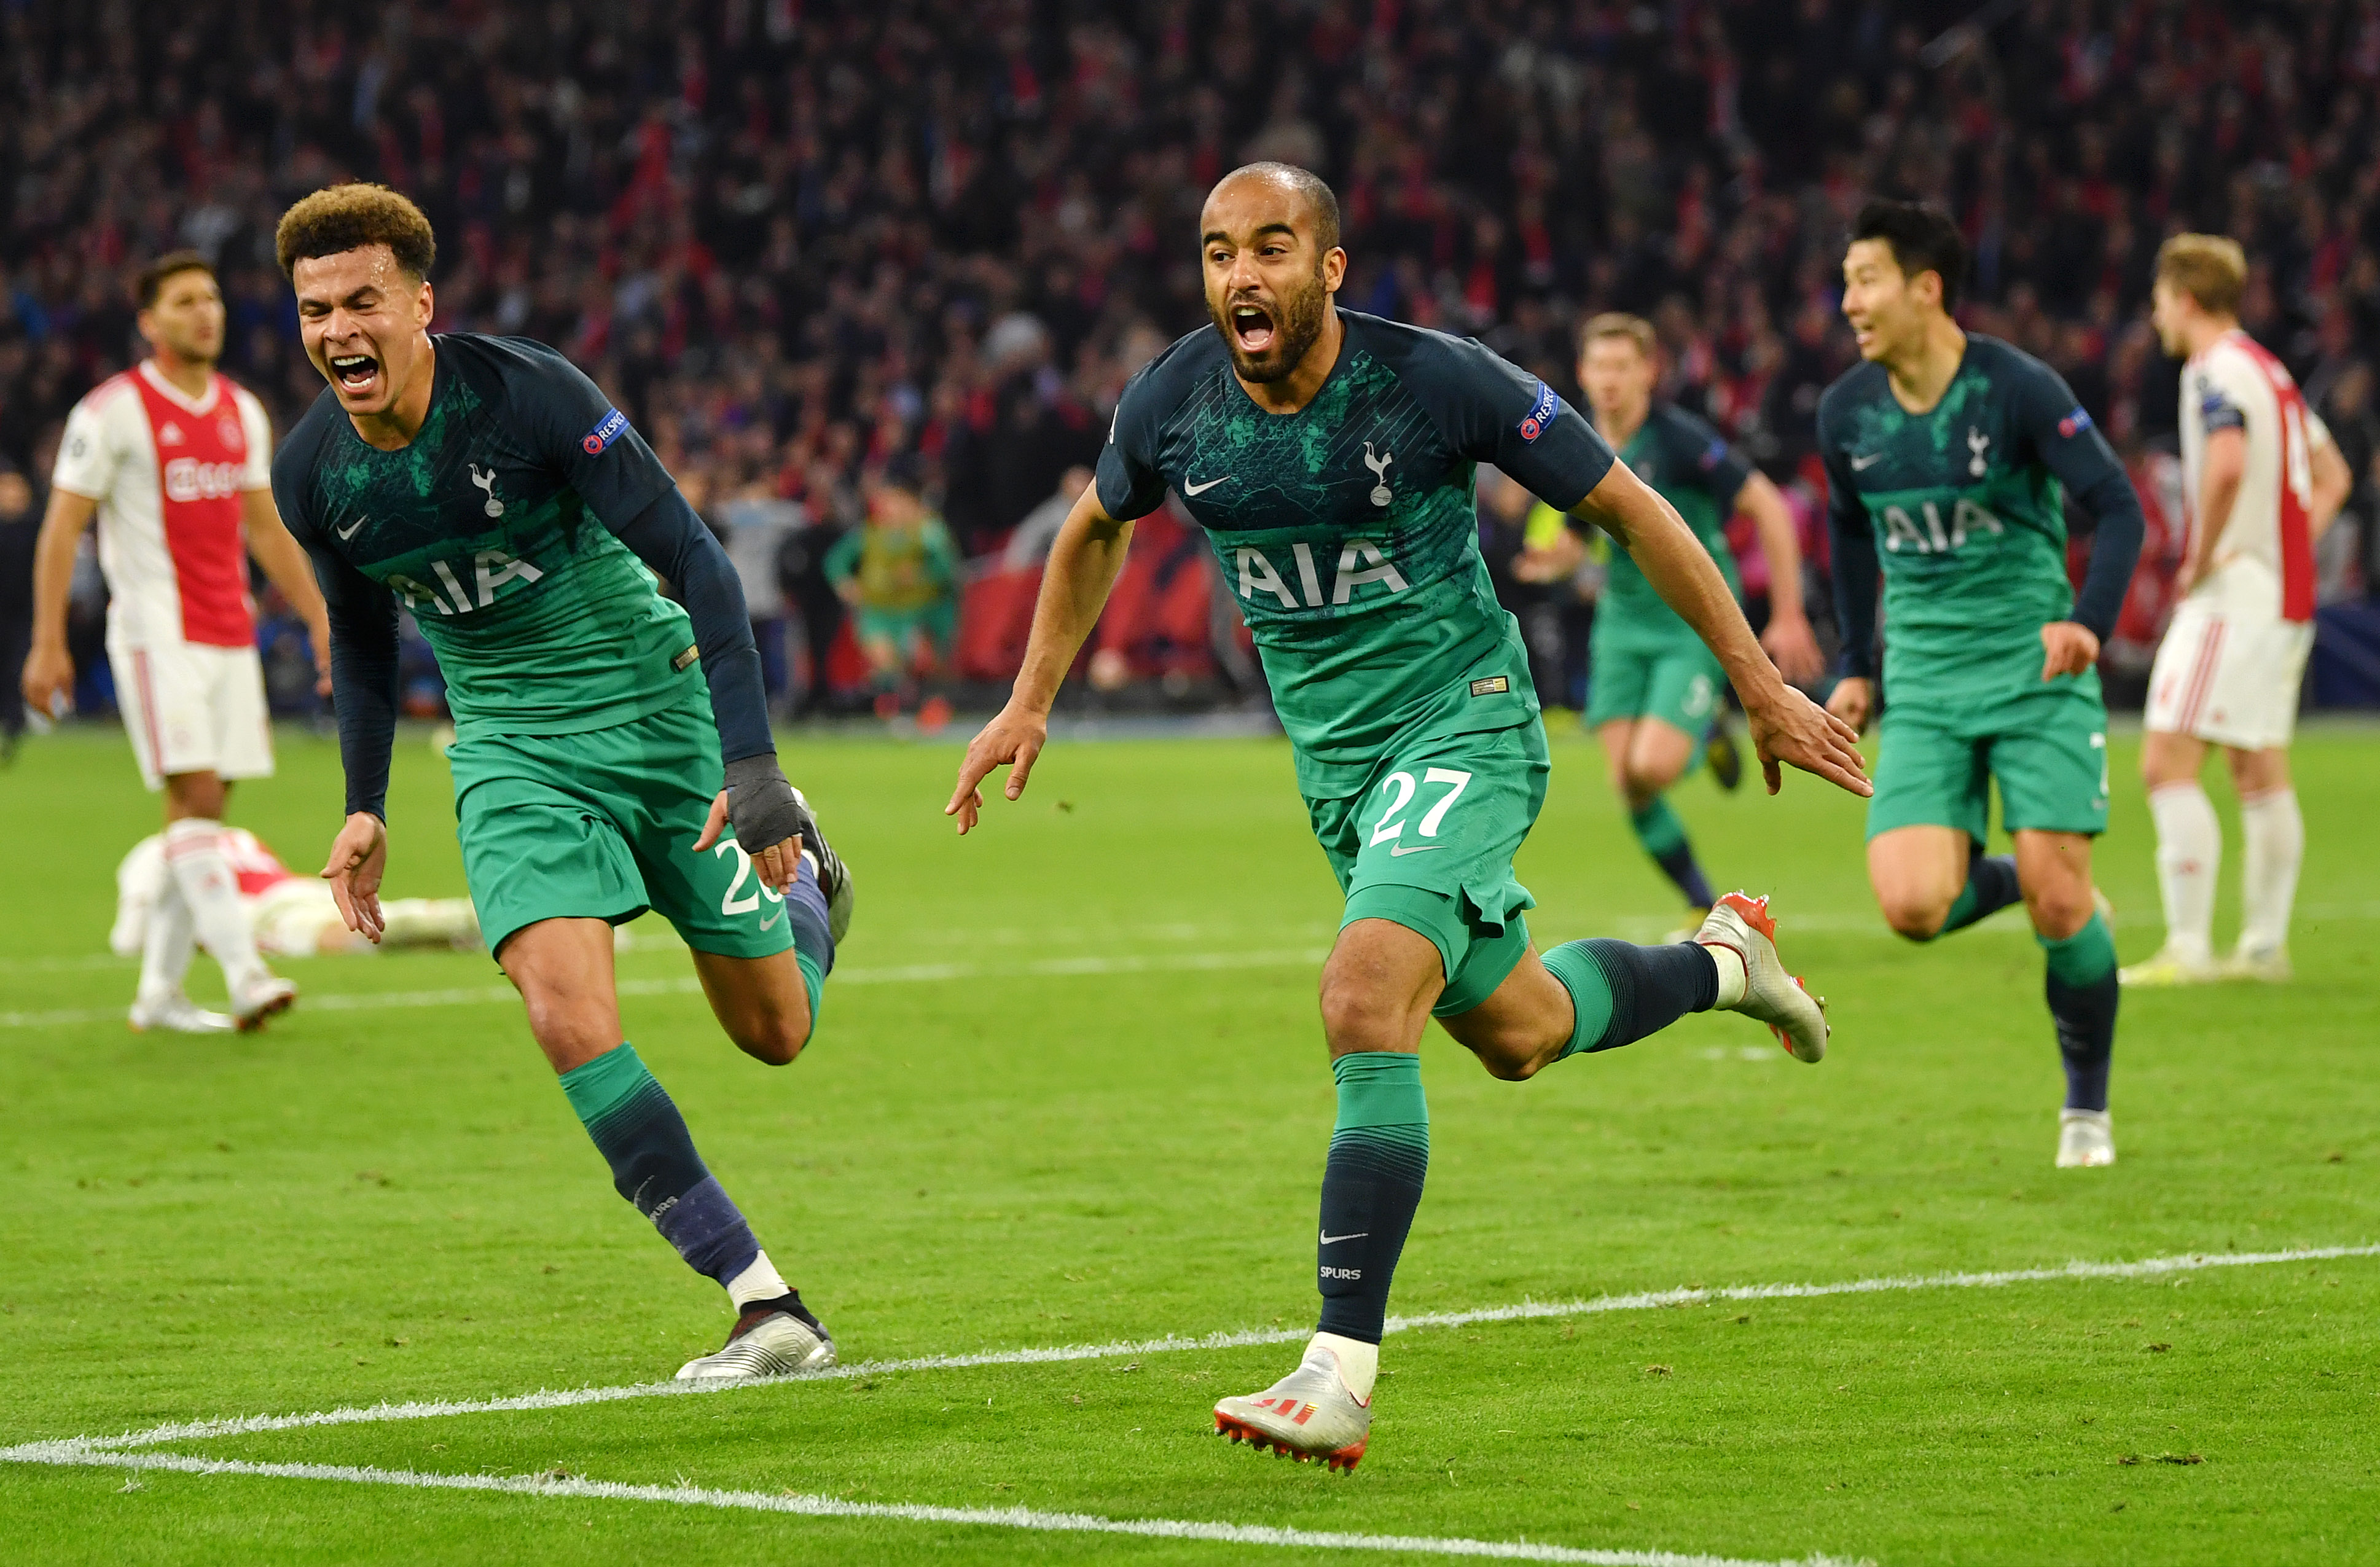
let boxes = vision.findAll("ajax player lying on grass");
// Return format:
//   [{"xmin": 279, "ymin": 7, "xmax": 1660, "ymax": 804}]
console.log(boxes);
[{"xmin": 112, "ymin": 826, "xmax": 480, "ymax": 983}]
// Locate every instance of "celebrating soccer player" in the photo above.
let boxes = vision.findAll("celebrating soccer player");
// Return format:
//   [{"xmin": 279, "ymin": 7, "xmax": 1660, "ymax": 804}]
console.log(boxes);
[
  {"xmin": 946, "ymin": 163, "xmax": 1869, "ymax": 1470},
  {"xmin": 1820, "ymin": 201, "xmax": 2147, "ymax": 1170},
  {"xmin": 1570, "ymin": 312, "xmax": 1825, "ymax": 932},
  {"xmin": 21, "ymin": 250, "xmax": 327, "ymax": 1034},
  {"xmin": 2124, "ymin": 235, "xmax": 2352, "ymax": 988},
  {"xmin": 271, "ymin": 184, "xmax": 853, "ymax": 1380}
]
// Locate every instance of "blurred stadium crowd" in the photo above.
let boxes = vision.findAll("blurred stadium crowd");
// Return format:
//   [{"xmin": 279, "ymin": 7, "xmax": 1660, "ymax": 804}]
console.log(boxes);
[{"xmin": 5, "ymin": 0, "xmax": 2380, "ymax": 732}]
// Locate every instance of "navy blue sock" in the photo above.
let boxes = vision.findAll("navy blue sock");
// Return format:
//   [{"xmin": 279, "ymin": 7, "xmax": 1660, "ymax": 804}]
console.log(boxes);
[
  {"xmin": 1314, "ymin": 1053, "xmax": 1428, "ymax": 1344},
  {"xmin": 560, "ymin": 1044, "xmax": 762, "ymax": 1286},
  {"xmin": 1932, "ymin": 850, "xmax": 2022, "ymax": 939},
  {"xmin": 2043, "ymin": 914, "xmax": 2120, "ymax": 1112},
  {"xmin": 1542, "ymin": 939, "xmax": 1720, "ymax": 1058},
  {"xmin": 782, "ymin": 867, "xmax": 835, "ymax": 1028},
  {"xmin": 1629, "ymin": 797, "xmax": 1716, "ymax": 909}
]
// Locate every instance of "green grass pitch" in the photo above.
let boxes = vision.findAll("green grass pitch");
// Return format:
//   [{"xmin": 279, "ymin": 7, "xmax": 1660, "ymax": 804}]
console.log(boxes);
[{"xmin": 2, "ymin": 717, "xmax": 2375, "ymax": 1565}]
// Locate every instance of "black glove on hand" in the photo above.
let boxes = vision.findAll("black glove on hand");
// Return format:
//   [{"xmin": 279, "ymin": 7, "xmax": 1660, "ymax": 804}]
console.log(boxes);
[{"xmin": 724, "ymin": 752, "xmax": 814, "ymax": 854}]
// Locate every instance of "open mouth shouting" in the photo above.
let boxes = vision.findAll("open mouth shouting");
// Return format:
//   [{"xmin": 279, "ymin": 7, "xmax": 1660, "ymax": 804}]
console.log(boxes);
[
  {"xmin": 328, "ymin": 351, "xmax": 383, "ymax": 400},
  {"xmin": 1228, "ymin": 299, "xmax": 1277, "ymax": 357}
]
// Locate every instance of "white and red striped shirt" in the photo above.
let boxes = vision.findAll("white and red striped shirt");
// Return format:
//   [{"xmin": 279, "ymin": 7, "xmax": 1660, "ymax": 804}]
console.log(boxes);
[
  {"xmin": 2177, "ymin": 329, "xmax": 2331, "ymax": 622},
  {"xmin": 52, "ymin": 361, "xmax": 273, "ymax": 648}
]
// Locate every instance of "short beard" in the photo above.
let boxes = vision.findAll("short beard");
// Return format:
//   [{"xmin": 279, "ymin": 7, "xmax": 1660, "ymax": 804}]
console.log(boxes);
[{"xmin": 1213, "ymin": 267, "xmax": 1329, "ymax": 384}]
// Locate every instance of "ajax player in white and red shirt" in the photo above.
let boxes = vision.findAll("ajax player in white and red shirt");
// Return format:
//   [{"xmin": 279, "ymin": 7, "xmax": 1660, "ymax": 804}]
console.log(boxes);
[
  {"xmin": 21, "ymin": 251, "xmax": 332, "ymax": 1033},
  {"xmin": 2127, "ymin": 236, "xmax": 2352, "ymax": 987}
]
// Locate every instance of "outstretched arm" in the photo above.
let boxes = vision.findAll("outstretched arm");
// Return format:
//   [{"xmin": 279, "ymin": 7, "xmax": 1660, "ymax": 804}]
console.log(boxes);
[
  {"xmin": 1581, "ymin": 461, "xmax": 1868, "ymax": 797},
  {"xmin": 1735, "ymin": 472, "xmax": 1824, "ymax": 685},
  {"xmin": 945, "ymin": 480, "xmax": 1133, "ymax": 832}
]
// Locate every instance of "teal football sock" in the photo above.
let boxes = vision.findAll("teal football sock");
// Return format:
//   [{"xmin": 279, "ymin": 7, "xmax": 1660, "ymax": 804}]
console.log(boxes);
[
  {"xmin": 1543, "ymin": 937, "xmax": 1719, "ymax": 1060},
  {"xmin": 559, "ymin": 1042, "xmax": 767, "ymax": 1290},
  {"xmin": 781, "ymin": 869, "xmax": 834, "ymax": 1028},
  {"xmin": 1313, "ymin": 1052, "xmax": 1428, "ymax": 1345}
]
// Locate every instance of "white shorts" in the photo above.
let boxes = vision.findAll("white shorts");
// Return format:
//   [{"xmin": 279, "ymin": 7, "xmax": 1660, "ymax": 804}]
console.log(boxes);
[
  {"xmin": 108, "ymin": 639, "xmax": 274, "ymax": 791},
  {"xmin": 249, "ymin": 879, "xmax": 341, "ymax": 958},
  {"xmin": 2144, "ymin": 597, "xmax": 2314, "ymax": 751}
]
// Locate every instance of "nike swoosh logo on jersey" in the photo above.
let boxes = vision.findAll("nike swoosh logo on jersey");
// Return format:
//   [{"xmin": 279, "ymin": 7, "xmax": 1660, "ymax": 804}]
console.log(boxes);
[
  {"xmin": 334, "ymin": 518, "xmax": 365, "ymax": 540},
  {"xmin": 1849, "ymin": 451, "xmax": 1885, "ymax": 471},
  {"xmin": 1320, "ymin": 1230, "xmax": 1369, "ymax": 1245},
  {"xmin": 758, "ymin": 909, "xmax": 785, "ymax": 931},
  {"xmin": 1387, "ymin": 844, "xmax": 1442, "ymax": 856},
  {"xmin": 1182, "ymin": 475, "xmax": 1232, "ymax": 496}
]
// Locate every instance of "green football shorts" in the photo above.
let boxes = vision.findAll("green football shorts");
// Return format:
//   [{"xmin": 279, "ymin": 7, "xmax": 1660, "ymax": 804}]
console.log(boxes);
[
  {"xmin": 1865, "ymin": 679, "xmax": 2112, "ymax": 843},
  {"xmin": 1305, "ymin": 719, "xmax": 1549, "ymax": 1018},
  {"xmin": 1584, "ymin": 625, "xmax": 1727, "ymax": 737},
  {"xmin": 448, "ymin": 694, "xmax": 799, "ymax": 961}
]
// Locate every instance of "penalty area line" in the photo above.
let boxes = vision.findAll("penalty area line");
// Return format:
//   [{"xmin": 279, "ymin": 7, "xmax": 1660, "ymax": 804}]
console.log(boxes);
[
  {"xmin": 26, "ymin": 1241, "xmax": 2376, "ymax": 1457},
  {"xmin": 0, "ymin": 1446, "xmax": 1856, "ymax": 1567}
]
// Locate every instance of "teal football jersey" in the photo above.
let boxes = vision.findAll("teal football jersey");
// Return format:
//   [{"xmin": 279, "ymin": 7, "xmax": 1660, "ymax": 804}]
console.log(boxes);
[
  {"xmin": 1098, "ymin": 310, "xmax": 1615, "ymax": 795},
  {"xmin": 1817, "ymin": 334, "xmax": 2125, "ymax": 708},
  {"xmin": 273, "ymin": 334, "xmax": 689, "ymax": 738}
]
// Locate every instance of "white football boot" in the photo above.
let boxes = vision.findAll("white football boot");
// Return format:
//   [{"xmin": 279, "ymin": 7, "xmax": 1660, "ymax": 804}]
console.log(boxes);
[
  {"xmin": 675, "ymin": 1307, "xmax": 836, "ymax": 1380},
  {"xmin": 2220, "ymin": 944, "xmax": 2292, "ymax": 983},
  {"xmin": 2056, "ymin": 1109, "xmax": 2116, "ymax": 1168},
  {"xmin": 128, "ymin": 991, "xmax": 234, "ymax": 1034},
  {"xmin": 1214, "ymin": 1338, "xmax": 1371, "ymax": 1471},
  {"xmin": 1694, "ymin": 892, "xmax": 1828, "ymax": 1062},
  {"xmin": 2118, "ymin": 943, "xmax": 2218, "ymax": 988},
  {"xmin": 228, "ymin": 969, "xmax": 298, "ymax": 1031}
]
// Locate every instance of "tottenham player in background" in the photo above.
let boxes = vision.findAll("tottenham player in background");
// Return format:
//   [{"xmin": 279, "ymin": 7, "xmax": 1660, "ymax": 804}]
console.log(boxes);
[
  {"xmin": 22, "ymin": 250, "xmax": 328, "ymax": 1034},
  {"xmin": 1820, "ymin": 201, "xmax": 2147, "ymax": 1170},
  {"xmin": 947, "ymin": 163, "xmax": 1869, "ymax": 1471},
  {"xmin": 272, "ymin": 184, "xmax": 853, "ymax": 1381},
  {"xmin": 1567, "ymin": 312, "xmax": 1825, "ymax": 933},
  {"xmin": 2124, "ymin": 236, "xmax": 2352, "ymax": 989}
]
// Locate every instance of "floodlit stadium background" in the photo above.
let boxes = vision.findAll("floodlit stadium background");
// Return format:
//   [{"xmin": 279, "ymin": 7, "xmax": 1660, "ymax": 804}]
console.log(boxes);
[{"xmin": 5, "ymin": 0, "xmax": 2379, "ymax": 735}]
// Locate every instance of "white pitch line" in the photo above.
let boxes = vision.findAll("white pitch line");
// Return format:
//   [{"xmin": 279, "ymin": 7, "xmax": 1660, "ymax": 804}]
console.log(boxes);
[
  {"xmin": 20, "ymin": 895, "xmax": 2380, "ymax": 1025},
  {"xmin": 0, "ymin": 947, "xmax": 1333, "ymax": 1030},
  {"xmin": 27, "ymin": 1242, "xmax": 2373, "ymax": 1458},
  {"xmin": 0, "ymin": 1447, "xmax": 1854, "ymax": 1567},
  {"xmin": 14, "ymin": 896, "xmax": 2380, "ymax": 1012}
]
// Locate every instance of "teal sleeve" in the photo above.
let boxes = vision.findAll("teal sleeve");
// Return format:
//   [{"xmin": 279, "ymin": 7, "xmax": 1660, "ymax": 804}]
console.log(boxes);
[
  {"xmin": 1679, "ymin": 411, "xmax": 1757, "ymax": 509},
  {"xmin": 1390, "ymin": 326, "xmax": 1616, "ymax": 510},
  {"xmin": 923, "ymin": 518, "xmax": 960, "ymax": 585},
  {"xmin": 2010, "ymin": 360, "xmax": 2143, "ymax": 641},
  {"xmin": 822, "ymin": 529, "xmax": 862, "ymax": 588}
]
